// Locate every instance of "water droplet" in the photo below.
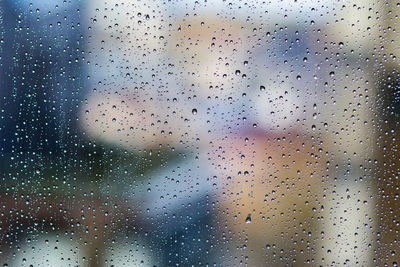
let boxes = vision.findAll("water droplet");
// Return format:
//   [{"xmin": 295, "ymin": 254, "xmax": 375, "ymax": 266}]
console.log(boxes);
[{"xmin": 245, "ymin": 214, "xmax": 252, "ymax": 223}]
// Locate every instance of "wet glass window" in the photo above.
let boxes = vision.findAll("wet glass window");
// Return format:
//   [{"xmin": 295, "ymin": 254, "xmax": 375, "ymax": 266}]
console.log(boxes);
[{"xmin": 0, "ymin": 0, "xmax": 399, "ymax": 266}]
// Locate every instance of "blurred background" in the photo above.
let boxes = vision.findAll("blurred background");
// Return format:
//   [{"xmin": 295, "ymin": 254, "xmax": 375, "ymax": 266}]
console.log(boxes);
[{"xmin": 0, "ymin": 0, "xmax": 399, "ymax": 266}]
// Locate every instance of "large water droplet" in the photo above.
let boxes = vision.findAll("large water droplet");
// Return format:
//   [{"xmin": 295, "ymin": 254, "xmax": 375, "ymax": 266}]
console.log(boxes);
[{"xmin": 245, "ymin": 214, "xmax": 252, "ymax": 224}]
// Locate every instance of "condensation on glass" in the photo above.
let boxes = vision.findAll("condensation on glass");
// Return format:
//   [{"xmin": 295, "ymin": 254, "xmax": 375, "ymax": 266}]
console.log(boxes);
[{"xmin": 0, "ymin": 0, "xmax": 399, "ymax": 266}]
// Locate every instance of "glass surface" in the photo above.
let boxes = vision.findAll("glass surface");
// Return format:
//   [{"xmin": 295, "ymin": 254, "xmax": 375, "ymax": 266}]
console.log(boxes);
[{"xmin": 0, "ymin": 1, "xmax": 399, "ymax": 266}]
